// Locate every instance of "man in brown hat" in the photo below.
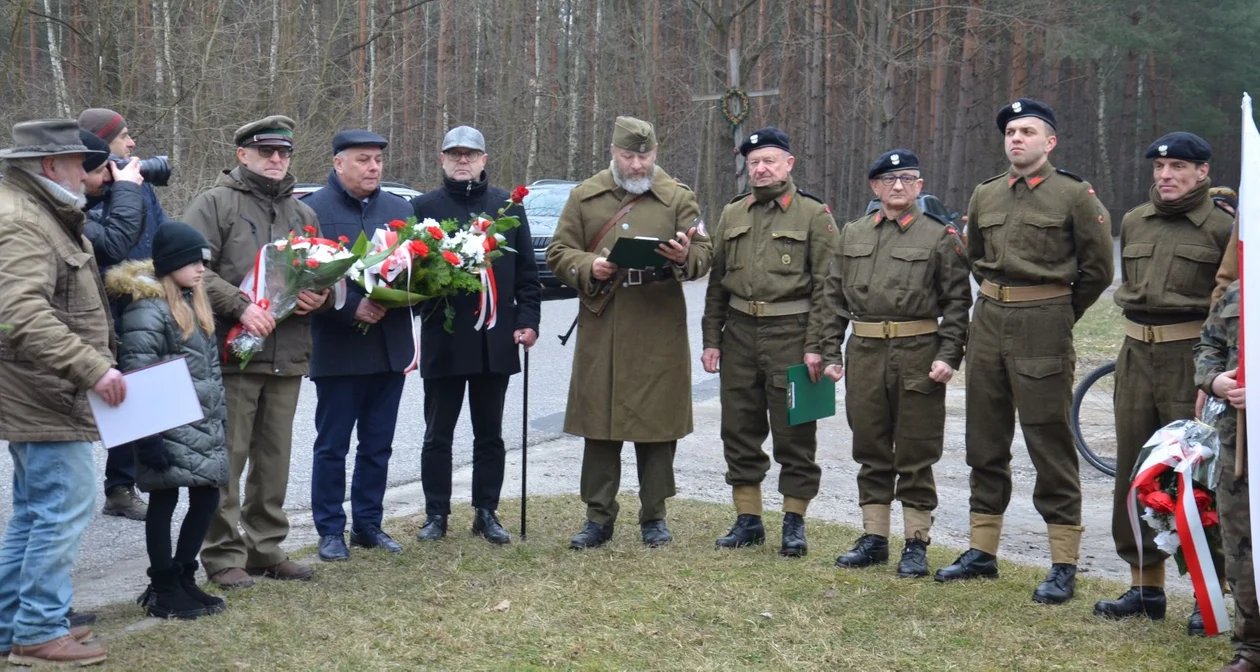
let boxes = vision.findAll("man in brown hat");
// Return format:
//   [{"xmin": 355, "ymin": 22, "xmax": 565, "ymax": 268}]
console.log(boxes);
[
  {"xmin": 0, "ymin": 119, "xmax": 118, "ymax": 666},
  {"xmin": 547, "ymin": 115, "xmax": 711, "ymax": 549},
  {"xmin": 185, "ymin": 115, "xmax": 328, "ymax": 588}
]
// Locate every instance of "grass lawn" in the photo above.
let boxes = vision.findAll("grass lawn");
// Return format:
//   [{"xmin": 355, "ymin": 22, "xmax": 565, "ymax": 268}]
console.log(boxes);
[
  {"xmin": 1073, "ymin": 298, "xmax": 1124, "ymax": 372},
  {"xmin": 84, "ymin": 496, "xmax": 1229, "ymax": 671}
]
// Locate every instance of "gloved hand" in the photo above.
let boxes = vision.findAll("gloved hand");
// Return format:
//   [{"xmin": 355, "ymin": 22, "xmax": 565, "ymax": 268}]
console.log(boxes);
[{"xmin": 135, "ymin": 435, "xmax": 171, "ymax": 472}]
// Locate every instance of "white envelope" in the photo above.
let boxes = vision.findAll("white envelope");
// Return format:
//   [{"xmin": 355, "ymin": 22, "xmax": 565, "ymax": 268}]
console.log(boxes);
[{"xmin": 87, "ymin": 356, "xmax": 204, "ymax": 448}]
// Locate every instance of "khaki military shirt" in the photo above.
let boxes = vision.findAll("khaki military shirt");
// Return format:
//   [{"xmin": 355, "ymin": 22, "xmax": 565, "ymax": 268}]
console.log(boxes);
[
  {"xmin": 965, "ymin": 161, "xmax": 1114, "ymax": 319},
  {"xmin": 1113, "ymin": 194, "xmax": 1232, "ymax": 323},
  {"xmin": 701, "ymin": 182, "xmax": 839, "ymax": 353},
  {"xmin": 819, "ymin": 205, "xmax": 972, "ymax": 369}
]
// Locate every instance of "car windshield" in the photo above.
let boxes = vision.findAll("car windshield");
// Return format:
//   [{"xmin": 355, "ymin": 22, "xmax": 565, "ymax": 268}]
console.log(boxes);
[{"xmin": 522, "ymin": 187, "xmax": 573, "ymax": 235}]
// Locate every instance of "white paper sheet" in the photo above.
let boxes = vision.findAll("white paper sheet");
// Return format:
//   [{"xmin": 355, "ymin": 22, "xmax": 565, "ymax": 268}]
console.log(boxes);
[{"xmin": 87, "ymin": 356, "xmax": 204, "ymax": 448}]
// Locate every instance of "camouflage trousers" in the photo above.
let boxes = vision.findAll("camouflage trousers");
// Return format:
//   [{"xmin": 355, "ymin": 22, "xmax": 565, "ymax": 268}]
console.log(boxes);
[{"xmin": 1218, "ymin": 424, "xmax": 1260, "ymax": 663}]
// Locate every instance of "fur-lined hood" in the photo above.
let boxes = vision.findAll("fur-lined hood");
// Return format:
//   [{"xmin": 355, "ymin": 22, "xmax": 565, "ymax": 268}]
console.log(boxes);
[{"xmin": 104, "ymin": 259, "xmax": 163, "ymax": 300}]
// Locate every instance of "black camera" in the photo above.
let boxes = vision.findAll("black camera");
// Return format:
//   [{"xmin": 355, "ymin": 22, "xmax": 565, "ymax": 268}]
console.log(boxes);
[{"xmin": 113, "ymin": 155, "xmax": 171, "ymax": 187}]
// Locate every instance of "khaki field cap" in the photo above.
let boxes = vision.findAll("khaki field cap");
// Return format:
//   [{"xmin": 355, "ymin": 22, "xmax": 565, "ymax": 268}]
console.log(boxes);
[
  {"xmin": 0, "ymin": 119, "xmax": 105, "ymax": 160},
  {"xmin": 234, "ymin": 115, "xmax": 296, "ymax": 148},
  {"xmin": 612, "ymin": 116, "xmax": 657, "ymax": 153}
]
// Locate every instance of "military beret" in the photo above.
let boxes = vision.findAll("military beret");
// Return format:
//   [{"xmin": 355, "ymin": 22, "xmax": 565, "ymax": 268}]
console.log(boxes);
[
  {"xmin": 333, "ymin": 129, "xmax": 388, "ymax": 155},
  {"xmin": 995, "ymin": 98, "xmax": 1056, "ymax": 133},
  {"xmin": 740, "ymin": 126, "xmax": 790, "ymax": 156},
  {"xmin": 612, "ymin": 116, "xmax": 657, "ymax": 153},
  {"xmin": 868, "ymin": 149, "xmax": 920, "ymax": 179},
  {"xmin": 234, "ymin": 115, "xmax": 296, "ymax": 148},
  {"xmin": 1145, "ymin": 131, "xmax": 1211, "ymax": 162}
]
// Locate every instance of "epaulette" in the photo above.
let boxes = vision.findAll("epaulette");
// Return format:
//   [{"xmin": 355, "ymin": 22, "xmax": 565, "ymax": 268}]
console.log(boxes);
[
  {"xmin": 921, "ymin": 210, "xmax": 949, "ymax": 226},
  {"xmin": 1055, "ymin": 168, "xmax": 1086, "ymax": 182},
  {"xmin": 728, "ymin": 192, "xmax": 751, "ymax": 205},
  {"xmin": 796, "ymin": 189, "xmax": 825, "ymax": 204},
  {"xmin": 980, "ymin": 173, "xmax": 1005, "ymax": 185},
  {"xmin": 674, "ymin": 179, "xmax": 693, "ymax": 192}
]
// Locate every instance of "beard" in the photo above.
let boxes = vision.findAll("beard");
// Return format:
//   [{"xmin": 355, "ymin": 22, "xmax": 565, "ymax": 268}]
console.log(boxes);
[{"xmin": 610, "ymin": 160, "xmax": 657, "ymax": 195}]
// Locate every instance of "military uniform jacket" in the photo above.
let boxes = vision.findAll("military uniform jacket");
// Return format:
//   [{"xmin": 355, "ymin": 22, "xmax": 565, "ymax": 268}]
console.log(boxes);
[
  {"xmin": 819, "ymin": 205, "xmax": 972, "ymax": 369},
  {"xmin": 1113, "ymin": 193, "xmax": 1233, "ymax": 323},
  {"xmin": 1195, "ymin": 280, "xmax": 1240, "ymax": 441},
  {"xmin": 701, "ymin": 181, "xmax": 839, "ymax": 352},
  {"xmin": 965, "ymin": 161, "xmax": 1114, "ymax": 320},
  {"xmin": 546, "ymin": 167, "xmax": 711, "ymax": 442}
]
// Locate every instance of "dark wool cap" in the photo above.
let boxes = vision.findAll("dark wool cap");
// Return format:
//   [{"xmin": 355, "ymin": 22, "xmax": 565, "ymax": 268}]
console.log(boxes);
[
  {"xmin": 79, "ymin": 130, "xmax": 112, "ymax": 172},
  {"xmin": 1145, "ymin": 131, "xmax": 1212, "ymax": 163},
  {"xmin": 996, "ymin": 98, "xmax": 1057, "ymax": 133},
  {"xmin": 868, "ymin": 149, "xmax": 920, "ymax": 179},
  {"xmin": 333, "ymin": 129, "xmax": 388, "ymax": 155},
  {"xmin": 78, "ymin": 108, "xmax": 126, "ymax": 144},
  {"xmin": 739, "ymin": 127, "xmax": 790, "ymax": 157},
  {"xmin": 152, "ymin": 221, "xmax": 211, "ymax": 277}
]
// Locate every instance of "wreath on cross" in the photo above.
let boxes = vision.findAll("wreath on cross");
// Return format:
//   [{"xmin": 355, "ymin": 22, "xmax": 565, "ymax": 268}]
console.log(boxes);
[{"xmin": 720, "ymin": 87, "xmax": 750, "ymax": 127}]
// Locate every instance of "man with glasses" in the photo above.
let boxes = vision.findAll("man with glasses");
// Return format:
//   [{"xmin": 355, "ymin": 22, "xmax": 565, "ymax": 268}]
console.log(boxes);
[
  {"xmin": 184, "ymin": 115, "xmax": 329, "ymax": 589},
  {"xmin": 821, "ymin": 149, "xmax": 971, "ymax": 578},
  {"xmin": 701, "ymin": 126, "xmax": 838, "ymax": 557},
  {"xmin": 934, "ymin": 99, "xmax": 1113, "ymax": 605}
]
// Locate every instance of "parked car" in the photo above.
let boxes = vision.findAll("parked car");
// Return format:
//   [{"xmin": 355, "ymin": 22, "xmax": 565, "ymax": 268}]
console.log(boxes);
[
  {"xmin": 522, "ymin": 179, "xmax": 579, "ymax": 299},
  {"xmin": 863, "ymin": 193, "xmax": 958, "ymax": 226},
  {"xmin": 293, "ymin": 180, "xmax": 422, "ymax": 201}
]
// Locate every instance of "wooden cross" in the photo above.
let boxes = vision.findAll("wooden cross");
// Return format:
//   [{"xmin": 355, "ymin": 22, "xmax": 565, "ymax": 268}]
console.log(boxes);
[{"xmin": 692, "ymin": 47, "xmax": 781, "ymax": 194}]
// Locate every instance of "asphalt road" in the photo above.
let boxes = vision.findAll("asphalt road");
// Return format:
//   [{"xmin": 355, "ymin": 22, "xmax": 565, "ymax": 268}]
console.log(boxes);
[{"xmin": 0, "ymin": 281, "xmax": 717, "ymax": 579}]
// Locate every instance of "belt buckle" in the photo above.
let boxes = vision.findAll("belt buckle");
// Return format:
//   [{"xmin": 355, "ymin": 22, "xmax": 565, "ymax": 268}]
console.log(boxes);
[
  {"xmin": 747, "ymin": 300, "xmax": 762, "ymax": 316},
  {"xmin": 882, "ymin": 321, "xmax": 896, "ymax": 338},
  {"xmin": 625, "ymin": 269, "xmax": 643, "ymax": 286},
  {"xmin": 1144, "ymin": 325, "xmax": 1157, "ymax": 342},
  {"xmin": 999, "ymin": 285, "xmax": 1012, "ymax": 302}
]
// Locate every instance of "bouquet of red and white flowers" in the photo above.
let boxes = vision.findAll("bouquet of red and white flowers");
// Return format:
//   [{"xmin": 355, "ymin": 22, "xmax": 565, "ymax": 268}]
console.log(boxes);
[
  {"xmin": 1128, "ymin": 398, "xmax": 1228, "ymax": 635},
  {"xmin": 225, "ymin": 227, "xmax": 358, "ymax": 367}
]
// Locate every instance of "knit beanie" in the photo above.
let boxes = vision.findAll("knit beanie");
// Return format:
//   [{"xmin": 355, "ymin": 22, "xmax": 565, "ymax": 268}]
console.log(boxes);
[
  {"xmin": 78, "ymin": 108, "xmax": 126, "ymax": 144},
  {"xmin": 79, "ymin": 130, "xmax": 111, "ymax": 172},
  {"xmin": 152, "ymin": 222, "xmax": 210, "ymax": 277}
]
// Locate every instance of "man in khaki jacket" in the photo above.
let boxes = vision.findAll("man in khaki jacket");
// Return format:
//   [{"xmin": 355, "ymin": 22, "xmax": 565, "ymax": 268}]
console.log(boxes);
[
  {"xmin": 547, "ymin": 116, "xmax": 711, "ymax": 549},
  {"xmin": 185, "ymin": 115, "xmax": 328, "ymax": 588},
  {"xmin": 0, "ymin": 119, "xmax": 121, "ymax": 666}
]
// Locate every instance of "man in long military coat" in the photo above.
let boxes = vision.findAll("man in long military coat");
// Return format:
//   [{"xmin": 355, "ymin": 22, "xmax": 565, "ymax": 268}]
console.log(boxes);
[{"xmin": 546, "ymin": 116, "xmax": 711, "ymax": 549}]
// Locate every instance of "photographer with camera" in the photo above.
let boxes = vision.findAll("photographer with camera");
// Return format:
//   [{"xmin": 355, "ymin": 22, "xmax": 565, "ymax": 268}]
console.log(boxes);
[
  {"xmin": 80, "ymin": 130, "xmax": 146, "ymax": 267},
  {"xmin": 79, "ymin": 107, "xmax": 173, "ymax": 523}
]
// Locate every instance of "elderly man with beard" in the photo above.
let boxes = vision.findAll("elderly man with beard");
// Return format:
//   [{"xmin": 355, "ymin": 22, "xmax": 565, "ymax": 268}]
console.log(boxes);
[
  {"xmin": 700, "ymin": 127, "xmax": 839, "ymax": 558},
  {"xmin": 934, "ymin": 99, "xmax": 1113, "ymax": 605},
  {"xmin": 547, "ymin": 116, "xmax": 711, "ymax": 550},
  {"xmin": 1093, "ymin": 132, "xmax": 1232, "ymax": 632}
]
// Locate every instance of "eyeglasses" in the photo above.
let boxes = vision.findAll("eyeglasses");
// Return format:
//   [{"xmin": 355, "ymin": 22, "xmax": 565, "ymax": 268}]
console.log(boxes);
[
  {"xmin": 444, "ymin": 150, "xmax": 484, "ymax": 163},
  {"xmin": 254, "ymin": 146, "xmax": 292, "ymax": 159},
  {"xmin": 877, "ymin": 174, "xmax": 920, "ymax": 186}
]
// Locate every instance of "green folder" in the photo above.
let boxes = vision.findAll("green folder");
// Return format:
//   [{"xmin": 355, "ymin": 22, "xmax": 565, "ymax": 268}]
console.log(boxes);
[
  {"xmin": 606, "ymin": 236, "xmax": 667, "ymax": 270},
  {"xmin": 786, "ymin": 364, "xmax": 836, "ymax": 426}
]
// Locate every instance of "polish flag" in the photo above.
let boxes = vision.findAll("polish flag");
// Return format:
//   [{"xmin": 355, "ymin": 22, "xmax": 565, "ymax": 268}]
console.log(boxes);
[{"xmin": 1242, "ymin": 93, "xmax": 1260, "ymax": 592}]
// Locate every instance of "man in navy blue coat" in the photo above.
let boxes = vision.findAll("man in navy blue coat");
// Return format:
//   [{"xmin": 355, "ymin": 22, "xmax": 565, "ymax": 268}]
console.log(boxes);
[
  {"xmin": 305, "ymin": 130, "xmax": 415, "ymax": 561},
  {"xmin": 410, "ymin": 126, "xmax": 541, "ymax": 545}
]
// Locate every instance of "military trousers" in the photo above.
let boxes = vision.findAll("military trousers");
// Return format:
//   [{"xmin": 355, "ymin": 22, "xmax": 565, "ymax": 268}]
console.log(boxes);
[
  {"xmin": 964, "ymin": 297, "xmax": 1080, "ymax": 525},
  {"xmin": 845, "ymin": 332, "xmax": 945, "ymax": 512},
  {"xmin": 580, "ymin": 439, "xmax": 676, "ymax": 526},
  {"xmin": 719, "ymin": 311, "xmax": 820, "ymax": 501},
  {"xmin": 1219, "ymin": 424, "xmax": 1260, "ymax": 664},
  {"xmin": 201, "ymin": 374, "xmax": 301, "ymax": 576}
]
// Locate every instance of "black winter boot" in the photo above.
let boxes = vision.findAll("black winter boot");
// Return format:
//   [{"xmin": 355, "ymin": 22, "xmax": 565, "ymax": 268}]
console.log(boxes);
[
  {"xmin": 835, "ymin": 534, "xmax": 890, "ymax": 568},
  {"xmin": 145, "ymin": 566, "xmax": 211, "ymax": 620},
  {"xmin": 1093, "ymin": 586, "xmax": 1166, "ymax": 621},
  {"xmin": 780, "ymin": 513, "xmax": 808, "ymax": 558},
  {"xmin": 179, "ymin": 561, "xmax": 226, "ymax": 614},
  {"xmin": 716, "ymin": 514, "xmax": 766, "ymax": 549}
]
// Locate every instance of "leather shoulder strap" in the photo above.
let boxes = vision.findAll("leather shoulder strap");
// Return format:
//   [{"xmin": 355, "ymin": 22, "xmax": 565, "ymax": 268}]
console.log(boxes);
[{"xmin": 587, "ymin": 194, "xmax": 645, "ymax": 253}]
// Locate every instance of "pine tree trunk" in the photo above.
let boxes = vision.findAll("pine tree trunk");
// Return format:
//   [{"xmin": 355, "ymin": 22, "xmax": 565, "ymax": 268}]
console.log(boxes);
[{"xmin": 945, "ymin": 0, "xmax": 980, "ymax": 209}]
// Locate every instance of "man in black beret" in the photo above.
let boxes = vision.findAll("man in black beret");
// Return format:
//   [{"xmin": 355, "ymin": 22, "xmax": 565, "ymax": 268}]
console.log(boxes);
[
  {"xmin": 304, "ymin": 129, "xmax": 416, "ymax": 560},
  {"xmin": 821, "ymin": 149, "xmax": 971, "ymax": 577},
  {"xmin": 938, "ymin": 99, "xmax": 1113, "ymax": 606},
  {"xmin": 1095, "ymin": 130, "xmax": 1231, "ymax": 633}
]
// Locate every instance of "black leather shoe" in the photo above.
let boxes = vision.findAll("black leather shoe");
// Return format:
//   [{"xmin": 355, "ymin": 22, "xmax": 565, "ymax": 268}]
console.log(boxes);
[
  {"xmin": 416, "ymin": 515, "xmax": 448, "ymax": 542},
  {"xmin": 318, "ymin": 534, "xmax": 350, "ymax": 562},
  {"xmin": 716, "ymin": 514, "xmax": 766, "ymax": 549},
  {"xmin": 641, "ymin": 520, "xmax": 673, "ymax": 547},
  {"xmin": 898, "ymin": 538, "xmax": 930, "ymax": 578},
  {"xmin": 67, "ymin": 609, "xmax": 96, "ymax": 628},
  {"xmin": 1032, "ymin": 563, "xmax": 1076, "ymax": 604},
  {"xmin": 1093, "ymin": 586, "xmax": 1166, "ymax": 620},
  {"xmin": 780, "ymin": 513, "xmax": 807, "ymax": 558},
  {"xmin": 1188, "ymin": 603, "xmax": 1207, "ymax": 636},
  {"xmin": 473, "ymin": 508, "xmax": 511, "ymax": 545},
  {"xmin": 570, "ymin": 521, "xmax": 614, "ymax": 549},
  {"xmin": 835, "ymin": 534, "xmax": 890, "ymax": 568},
  {"xmin": 934, "ymin": 548, "xmax": 999, "ymax": 582},
  {"xmin": 350, "ymin": 527, "xmax": 403, "ymax": 554}
]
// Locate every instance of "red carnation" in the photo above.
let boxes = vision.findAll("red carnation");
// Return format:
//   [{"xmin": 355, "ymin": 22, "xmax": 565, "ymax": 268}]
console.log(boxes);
[
  {"xmin": 1194, "ymin": 488, "xmax": 1212, "ymax": 512},
  {"xmin": 389, "ymin": 219, "xmax": 407, "ymax": 230},
  {"xmin": 1143, "ymin": 491, "xmax": 1176, "ymax": 515},
  {"xmin": 291, "ymin": 259, "xmax": 300, "ymax": 267},
  {"xmin": 304, "ymin": 225, "xmax": 317, "ymax": 235},
  {"xmin": 1202, "ymin": 511, "xmax": 1220, "ymax": 527},
  {"xmin": 338, "ymin": 235, "xmax": 350, "ymax": 244},
  {"xmin": 305, "ymin": 258, "xmax": 319, "ymax": 269},
  {"xmin": 442, "ymin": 250, "xmax": 461, "ymax": 266},
  {"xmin": 510, "ymin": 185, "xmax": 529, "ymax": 204},
  {"xmin": 409, "ymin": 240, "xmax": 430, "ymax": 257},
  {"xmin": 484, "ymin": 236, "xmax": 498, "ymax": 252},
  {"xmin": 427, "ymin": 226, "xmax": 445, "ymax": 240}
]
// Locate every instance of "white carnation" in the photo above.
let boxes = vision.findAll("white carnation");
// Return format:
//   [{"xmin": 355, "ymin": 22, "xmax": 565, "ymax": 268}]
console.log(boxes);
[{"xmin": 1154, "ymin": 529, "xmax": 1180, "ymax": 555}]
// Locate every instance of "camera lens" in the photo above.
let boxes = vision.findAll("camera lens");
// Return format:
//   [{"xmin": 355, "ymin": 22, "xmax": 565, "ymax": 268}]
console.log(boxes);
[{"xmin": 138, "ymin": 155, "xmax": 171, "ymax": 187}]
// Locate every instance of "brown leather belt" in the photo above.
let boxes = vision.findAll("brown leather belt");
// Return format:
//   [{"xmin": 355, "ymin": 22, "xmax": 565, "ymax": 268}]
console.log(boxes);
[
  {"xmin": 979, "ymin": 279, "xmax": 1071, "ymax": 303},
  {"xmin": 728, "ymin": 296, "xmax": 811, "ymax": 317},
  {"xmin": 851, "ymin": 319, "xmax": 939, "ymax": 339},
  {"xmin": 1123, "ymin": 319, "xmax": 1204, "ymax": 344}
]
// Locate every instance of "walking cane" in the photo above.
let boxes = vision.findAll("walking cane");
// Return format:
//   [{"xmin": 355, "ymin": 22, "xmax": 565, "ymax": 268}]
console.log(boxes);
[{"xmin": 521, "ymin": 346, "xmax": 529, "ymax": 539}]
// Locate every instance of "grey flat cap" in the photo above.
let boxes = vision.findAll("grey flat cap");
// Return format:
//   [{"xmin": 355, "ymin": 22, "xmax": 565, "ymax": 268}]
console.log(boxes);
[{"xmin": 441, "ymin": 126, "xmax": 485, "ymax": 152}]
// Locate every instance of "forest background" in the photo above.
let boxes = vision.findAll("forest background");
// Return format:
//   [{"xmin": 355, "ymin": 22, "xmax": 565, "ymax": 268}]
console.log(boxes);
[{"xmin": 1, "ymin": 0, "xmax": 1257, "ymax": 223}]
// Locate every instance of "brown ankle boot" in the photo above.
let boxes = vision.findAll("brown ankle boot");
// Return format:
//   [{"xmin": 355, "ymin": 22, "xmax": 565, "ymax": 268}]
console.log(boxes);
[{"xmin": 9, "ymin": 635, "xmax": 106, "ymax": 667}]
